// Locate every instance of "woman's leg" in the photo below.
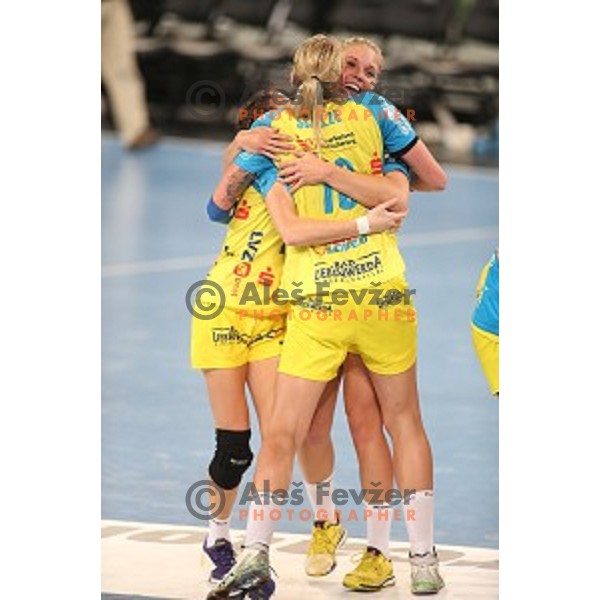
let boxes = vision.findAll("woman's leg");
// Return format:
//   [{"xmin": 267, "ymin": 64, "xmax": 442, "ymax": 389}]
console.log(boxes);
[
  {"xmin": 203, "ymin": 366, "xmax": 252, "ymax": 523},
  {"xmin": 368, "ymin": 364, "xmax": 444, "ymax": 594},
  {"xmin": 298, "ymin": 375, "xmax": 339, "ymax": 487},
  {"xmin": 245, "ymin": 373, "xmax": 328, "ymax": 548},
  {"xmin": 344, "ymin": 354, "xmax": 394, "ymax": 500},
  {"xmin": 341, "ymin": 354, "xmax": 397, "ymax": 592},
  {"xmin": 297, "ymin": 375, "xmax": 345, "ymax": 577},
  {"xmin": 246, "ymin": 355, "xmax": 279, "ymax": 435},
  {"xmin": 369, "ymin": 364, "xmax": 432, "ymax": 493},
  {"xmin": 254, "ymin": 372, "xmax": 327, "ymax": 492},
  {"xmin": 201, "ymin": 366, "xmax": 252, "ymax": 580}
]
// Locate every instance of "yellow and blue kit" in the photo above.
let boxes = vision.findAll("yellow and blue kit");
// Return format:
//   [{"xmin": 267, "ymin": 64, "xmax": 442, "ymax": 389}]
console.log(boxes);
[
  {"xmin": 232, "ymin": 92, "xmax": 419, "ymax": 380},
  {"xmin": 471, "ymin": 251, "xmax": 499, "ymax": 395},
  {"xmin": 190, "ymin": 173, "xmax": 287, "ymax": 369}
]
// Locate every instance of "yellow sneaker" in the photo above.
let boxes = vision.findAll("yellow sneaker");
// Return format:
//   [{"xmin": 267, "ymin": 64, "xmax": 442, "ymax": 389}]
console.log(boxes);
[
  {"xmin": 342, "ymin": 547, "xmax": 396, "ymax": 591},
  {"xmin": 304, "ymin": 520, "xmax": 347, "ymax": 577}
]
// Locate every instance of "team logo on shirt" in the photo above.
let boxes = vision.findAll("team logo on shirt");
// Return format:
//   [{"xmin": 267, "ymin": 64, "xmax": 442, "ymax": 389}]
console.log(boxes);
[
  {"xmin": 241, "ymin": 231, "xmax": 264, "ymax": 262},
  {"xmin": 314, "ymin": 252, "xmax": 384, "ymax": 283},
  {"xmin": 212, "ymin": 325, "xmax": 285, "ymax": 347},
  {"xmin": 257, "ymin": 266, "xmax": 275, "ymax": 287},
  {"xmin": 233, "ymin": 262, "xmax": 251, "ymax": 278},
  {"xmin": 234, "ymin": 199, "xmax": 251, "ymax": 220},
  {"xmin": 312, "ymin": 235, "xmax": 368, "ymax": 258},
  {"xmin": 370, "ymin": 152, "xmax": 383, "ymax": 175}
]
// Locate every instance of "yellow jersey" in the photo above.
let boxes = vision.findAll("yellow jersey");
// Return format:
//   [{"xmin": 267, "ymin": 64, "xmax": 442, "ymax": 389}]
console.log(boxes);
[
  {"xmin": 234, "ymin": 92, "xmax": 417, "ymax": 299},
  {"xmin": 206, "ymin": 180, "xmax": 285, "ymax": 311}
]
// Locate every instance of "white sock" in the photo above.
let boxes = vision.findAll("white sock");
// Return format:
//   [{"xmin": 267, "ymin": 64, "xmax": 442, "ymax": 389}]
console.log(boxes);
[
  {"xmin": 365, "ymin": 504, "xmax": 393, "ymax": 557},
  {"xmin": 207, "ymin": 517, "xmax": 231, "ymax": 546},
  {"xmin": 304, "ymin": 473, "xmax": 337, "ymax": 523},
  {"xmin": 403, "ymin": 490, "xmax": 434, "ymax": 555},
  {"xmin": 244, "ymin": 495, "xmax": 277, "ymax": 548}
]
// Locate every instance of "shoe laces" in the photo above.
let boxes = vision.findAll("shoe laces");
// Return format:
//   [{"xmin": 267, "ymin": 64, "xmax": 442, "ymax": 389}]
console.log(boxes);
[
  {"xmin": 238, "ymin": 545, "xmax": 278, "ymax": 579},
  {"xmin": 211, "ymin": 540, "xmax": 235, "ymax": 569},
  {"xmin": 350, "ymin": 549, "xmax": 384, "ymax": 574},
  {"xmin": 307, "ymin": 522, "xmax": 338, "ymax": 555},
  {"xmin": 409, "ymin": 549, "xmax": 438, "ymax": 568}
]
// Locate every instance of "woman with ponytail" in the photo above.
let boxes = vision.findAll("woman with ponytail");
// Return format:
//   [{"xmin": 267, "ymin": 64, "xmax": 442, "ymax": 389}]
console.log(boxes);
[
  {"xmin": 194, "ymin": 86, "xmax": 402, "ymax": 588},
  {"xmin": 280, "ymin": 36, "xmax": 448, "ymax": 594},
  {"xmin": 207, "ymin": 34, "xmax": 444, "ymax": 599}
]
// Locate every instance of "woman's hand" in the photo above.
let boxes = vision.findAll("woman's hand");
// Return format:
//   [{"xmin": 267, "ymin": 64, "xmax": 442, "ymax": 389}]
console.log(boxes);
[
  {"xmin": 366, "ymin": 199, "xmax": 407, "ymax": 234},
  {"xmin": 278, "ymin": 152, "xmax": 332, "ymax": 192},
  {"xmin": 236, "ymin": 127, "xmax": 295, "ymax": 160}
]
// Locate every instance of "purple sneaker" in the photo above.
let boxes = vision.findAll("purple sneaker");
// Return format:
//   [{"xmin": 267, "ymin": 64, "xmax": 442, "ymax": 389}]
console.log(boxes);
[{"xmin": 203, "ymin": 537, "xmax": 236, "ymax": 583}]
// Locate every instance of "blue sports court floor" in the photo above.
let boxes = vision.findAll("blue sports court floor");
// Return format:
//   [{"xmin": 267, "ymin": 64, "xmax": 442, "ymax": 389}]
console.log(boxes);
[{"xmin": 101, "ymin": 134, "xmax": 499, "ymax": 550}]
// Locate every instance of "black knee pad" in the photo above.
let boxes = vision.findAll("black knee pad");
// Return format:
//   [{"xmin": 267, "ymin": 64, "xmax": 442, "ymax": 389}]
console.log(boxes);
[{"xmin": 209, "ymin": 429, "xmax": 253, "ymax": 490}]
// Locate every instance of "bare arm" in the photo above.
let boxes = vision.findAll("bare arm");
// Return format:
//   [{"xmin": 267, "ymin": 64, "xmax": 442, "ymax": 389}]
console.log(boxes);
[
  {"xmin": 278, "ymin": 152, "xmax": 410, "ymax": 212},
  {"xmin": 212, "ymin": 163, "xmax": 256, "ymax": 212},
  {"xmin": 324, "ymin": 169, "xmax": 409, "ymax": 213},
  {"xmin": 264, "ymin": 183, "xmax": 402, "ymax": 247},
  {"xmin": 322, "ymin": 164, "xmax": 400, "ymax": 208},
  {"xmin": 400, "ymin": 140, "xmax": 447, "ymax": 191},
  {"xmin": 222, "ymin": 139, "xmax": 242, "ymax": 172}
]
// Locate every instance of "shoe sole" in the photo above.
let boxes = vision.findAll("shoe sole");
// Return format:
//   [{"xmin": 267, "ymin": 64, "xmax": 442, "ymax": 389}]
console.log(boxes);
[
  {"xmin": 207, "ymin": 576, "xmax": 272, "ymax": 600},
  {"xmin": 207, "ymin": 565, "xmax": 235, "ymax": 584},
  {"xmin": 411, "ymin": 583, "xmax": 445, "ymax": 596},
  {"xmin": 305, "ymin": 527, "xmax": 349, "ymax": 577},
  {"xmin": 343, "ymin": 574, "xmax": 396, "ymax": 592}
]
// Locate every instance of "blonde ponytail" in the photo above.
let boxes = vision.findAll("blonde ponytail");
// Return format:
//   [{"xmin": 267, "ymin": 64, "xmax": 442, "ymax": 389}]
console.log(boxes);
[
  {"xmin": 295, "ymin": 76, "xmax": 324, "ymax": 154},
  {"xmin": 290, "ymin": 35, "xmax": 342, "ymax": 156}
]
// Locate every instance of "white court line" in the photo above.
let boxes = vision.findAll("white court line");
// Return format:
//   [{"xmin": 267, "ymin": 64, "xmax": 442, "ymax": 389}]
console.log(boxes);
[
  {"xmin": 102, "ymin": 519, "xmax": 498, "ymax": 600},
  {"xmin": 102, "ymin": 255, "xmax": 216, "ymax": 278},
  {"xmin": 102, "ymin": 226, "xmax": 498, "ymax": 278}
]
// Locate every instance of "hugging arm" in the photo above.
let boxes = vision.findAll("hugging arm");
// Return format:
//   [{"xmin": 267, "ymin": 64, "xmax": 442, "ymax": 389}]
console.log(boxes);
[
  {"xmin": 278, "ymin": 152, "xmax": 411, "ymax": 213},
  {"xmin": 222, "ymin": 128, "xmax": 295, "ymax": 172},
  {"xmin": 396, "ymin": 140, "xmax": 447, "ymax": 191},
  {"xmin": 207, "ymin": 163, "xmax": 258, "ymax": 224},
  {"xmin": 264, "ymin": 182, "xmax": 402, "ymax": 246}
]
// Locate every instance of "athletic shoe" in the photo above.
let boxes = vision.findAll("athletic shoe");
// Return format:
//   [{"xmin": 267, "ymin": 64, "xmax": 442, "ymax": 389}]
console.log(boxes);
[
  {"xmin": 342, "ymin": 546, "xmax": 396, "ymax": 591},
  {"xmin": 206, "ymin": 543, "xmax": 275, "ymax": 599},
  {"xmin": 305, "ymin": 520, "xmax": 347, "ymax": 576},
  {"xmin": 203, "ymin": 537, "xmax": 236, "ymax": 583},
  {"xmin": 409, "ymin": 548, "xmax": 445, "ymax": 595}
]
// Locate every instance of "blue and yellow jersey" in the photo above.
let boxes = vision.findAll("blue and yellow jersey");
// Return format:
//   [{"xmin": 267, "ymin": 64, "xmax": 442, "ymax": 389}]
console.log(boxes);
[
  {"xmin": 206, "ymin": 172, "xmax": 286, "ymax": 311},
  {"xmin": 472, "ymin": 251, "xmax": 499, "ymax": 336},
  {"xmin": 234, "ymin": 92, "xmax": 415, "ymax": 297}
]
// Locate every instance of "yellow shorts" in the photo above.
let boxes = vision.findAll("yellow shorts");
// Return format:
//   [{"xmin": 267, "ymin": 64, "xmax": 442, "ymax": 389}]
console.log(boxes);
[
  {"xmin": 471, "ymin": 323, "xmax": 499, "ymax": 395},
  {"xmin": 278, "ymin": 278, "xmax": 417, "ymax": 381},
  {"xmin": 190, "ymin": 306, "xmax": 286, "ymax": 370}
]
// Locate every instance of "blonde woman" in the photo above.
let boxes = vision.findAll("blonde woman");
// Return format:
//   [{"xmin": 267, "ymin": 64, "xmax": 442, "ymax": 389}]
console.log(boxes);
[
  {"xmin": 194, "ymin": 89, "xmax": 401, "ymax": 585},
  {"xmin": 210, "ymin": 49, "xmax": 424, "ymax": 590},
  {"xmin": 207, "ymin": 34, "xmax": 444, "ymax": 599},
  {"xmin": 280, "ymin": 37, "xmax": 448, "ymax": 593}
]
